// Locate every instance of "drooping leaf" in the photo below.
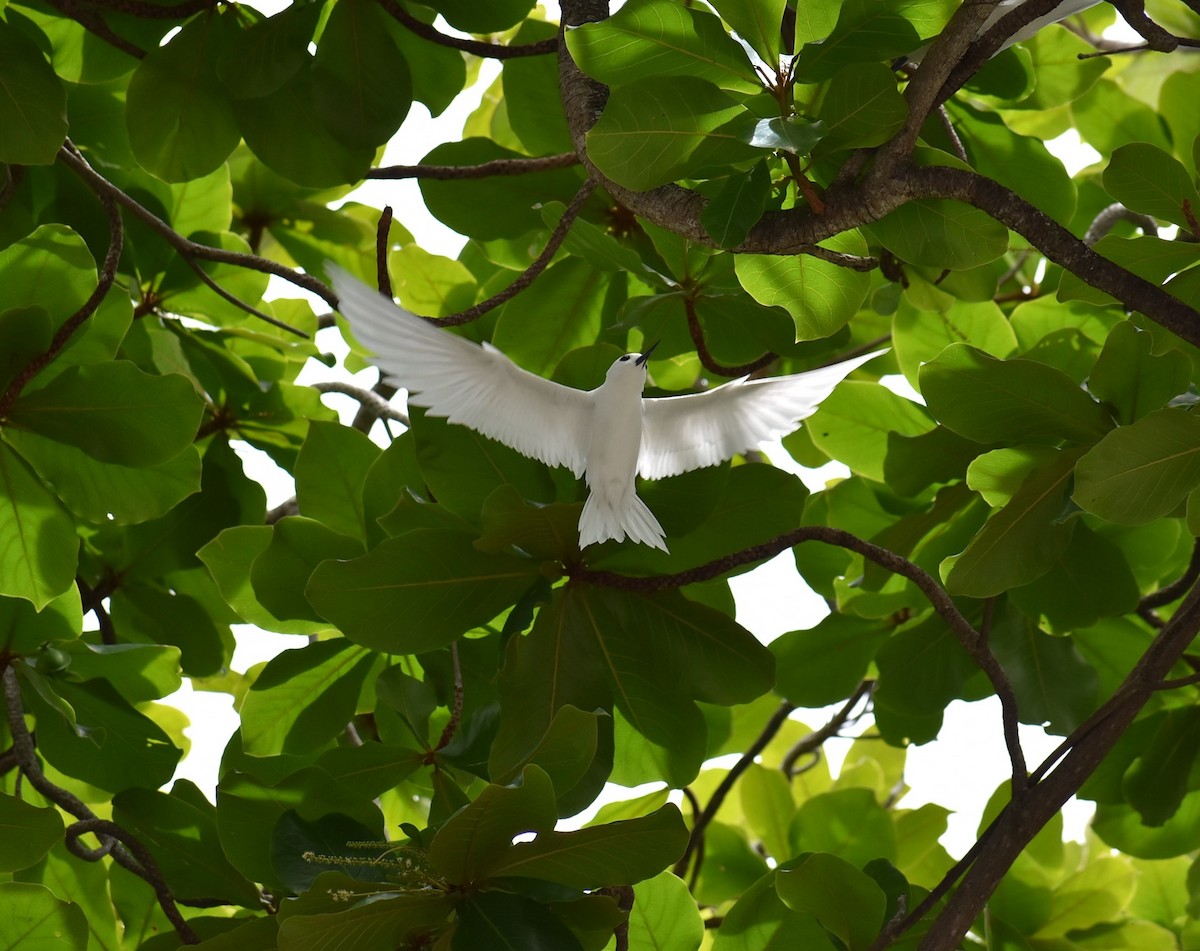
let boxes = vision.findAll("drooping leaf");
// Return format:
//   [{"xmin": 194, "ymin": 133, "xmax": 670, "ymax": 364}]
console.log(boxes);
[
  {"xmin": 0, "ymin": 19, "xmax": 68, "ymax": 164},
  {"xmin": 0, "ymin": 440, "xmax": 77, "ymax": 609},
  {"xmin": 776, "ymin": 852, "xmax": 887, "ymax": 951}
]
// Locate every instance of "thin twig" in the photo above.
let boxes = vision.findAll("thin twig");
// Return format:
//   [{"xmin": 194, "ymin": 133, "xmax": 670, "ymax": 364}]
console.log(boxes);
[
  {"xmin": 431, "ymin": 177, "xmax": 596, "ymax": 326},
  {"xmin": 1084, "ymin": 203, "xmax": 1159, "ymax": 246},
  {"xmin": 673, "ymin": 701, "xmax": 796, "ymax": 878},
  {"xmin": 0, "ymin": 147, "xmax": 123, "ymax": 418},
  {"xmin": 683, "ymin": 296, "xmax": 775, "ymax": 378},
  {"xmin": 367, "ymin": 152, "xmax": 580, "ymax": 180},
  {"xmin": 311, "ymin": 382, "xmax": 409, "ymax": 426},
  {"xmin": 377, "ymin": 0, "xmax": 559, "ymax": 59},
  {"xmin": 55, "ymin": 144, "xmax": 329, "ymax": 322},
  {"xmin": 376, "ymin": 206, "xmax": 394, "ymax": 297},
  {"xmin": 1142, "ymin": 540, "xmax": 1200, "ymax": 610},
  {"xmin": 781, "ymin": 680, "xmax": 873, "ymax": 777},
  {"xmin": 40, "ymin": 0, "xmax": 147, "ymax": 58}
]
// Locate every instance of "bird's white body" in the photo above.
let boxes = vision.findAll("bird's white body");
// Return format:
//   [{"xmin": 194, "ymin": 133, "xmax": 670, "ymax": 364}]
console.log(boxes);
[{"xmin": 331, "ymin": 267, "xmax": 885, "ymax": 551}]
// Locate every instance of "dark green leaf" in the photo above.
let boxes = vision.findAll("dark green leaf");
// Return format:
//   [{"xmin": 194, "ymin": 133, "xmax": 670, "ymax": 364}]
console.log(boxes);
[
  {"xmin": 1123, "ymin": 707, "xmax": 1200, "ymax": 828},
  {"xmin": 217, "ymin": 3, "xmax": 321, "ymax": 98},
  {"xmin": 807, "ymin": 381, "xmax": 933, "ymax": 482},
  {"xmin": 790, "ymin": 789, "xmax": 897, "ymax": 867},
  {"xmin": 250, "ymin": 516, "xmax": 364, "ymax": 622},
  {"xmin": 0, "ymin": 20, "xmax": 67, "ymax": 164},
  {"xmin": 126, "ymin": 12, "xmax": 240, "ymax": 181},
  {"xmin": 776, "ymin": 853, "xmax": 887, "ymax": 951},
  {"xmin": 701, "ymin": 162, "xmax": 771, "ymax": 248},
  {"xmin": 1089, "ymin": 322, "xmax": 1192, "ymax": 424},
  {"xmin": 270, "ymin": 810, "xmax": 386, "ymax": 892},
  {"xmin": 920, "ymin": 344, "xmax": 1112, "ymax": 445},
  {"xmin": 0, "ymin": 794, "xmax": 63, "ymax": 872},
  {"xmin": 813, "ymin": 63, "xmax": 907, "ymax": 154},
  {"xmin": 8, "ymin": 362, "xmax": 204, "ymax": 467},
  {"xmin": 710, "ymin": 869, "xmax": 838, "ymax": 950},
  {"xmin": 454, "ymin": 891, "xmax": 584, "ymax": 951},
  {"xmin": 293, "ymin": 420, "xmax": 381, "ymax": 540},
  {"xmin": 1074, "ymin": 408, "xmax": 1200, "ymax": 524},
  {"xmin": 772, "ymin": 613, "xmax": 890, "ymax": 707},
  {"xmin": 0, "ymin": 440, "xmax": 77, "ymax": 609},
  {"xmin": 306, "ymin": 529, "xmax": 542, "ymax": 653},
  {"xmin": 1094, "ymin": 793, "xmax": 1200, "ymax": 859},
  {"xmin": 0, "ymin": 586, "xmax": 80, "ymax": 655}
]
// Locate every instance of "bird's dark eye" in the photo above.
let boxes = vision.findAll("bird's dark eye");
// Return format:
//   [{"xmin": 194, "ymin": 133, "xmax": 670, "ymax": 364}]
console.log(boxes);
[{"xmin": 619, "ymin": 355, "xmax": 630, "ymax": 362}]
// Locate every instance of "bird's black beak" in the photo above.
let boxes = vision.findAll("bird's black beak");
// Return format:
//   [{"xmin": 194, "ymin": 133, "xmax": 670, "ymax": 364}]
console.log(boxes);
[{"xmin": 635, "ymin": 341, "xmax": 659, "ymax": 367}]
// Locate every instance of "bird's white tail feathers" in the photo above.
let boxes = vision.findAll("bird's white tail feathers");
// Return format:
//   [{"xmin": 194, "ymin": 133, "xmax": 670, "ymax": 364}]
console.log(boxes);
[{"xmin": 579, "ymin": 490, "xmax": 668, "ymax": 552}]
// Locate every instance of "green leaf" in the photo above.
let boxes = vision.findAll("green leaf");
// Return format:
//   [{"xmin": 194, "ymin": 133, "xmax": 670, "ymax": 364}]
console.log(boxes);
[
  {"xmin": 112, "ymin": 782, "xmax": 260, "ymax": 907},
  {"xmin": 793, "ymin": 0, "xmax": 951, "ymax": 81},
  {"xmin": 311, "ymin": 0, "xmax": 411, "ymax": 149},
  {"xmin": 306, "ymin": 529, "xmax": 543, "ymax": 653},
  {"xmin": 216, "ymin": 2, "xmax": 321, "ymax": 98},
  {"xmin": 865, "ymin": 197, "xmax": 1009, "ymax": 270},
  {"xmin": 486, "ymin": 804, "xmax": 688, "ymax": 888},
  {"xmin": 944, "ymin": 447, "xmax": 1082, "ymax": 598},
  {"xmin": 776, "ymin": 853, "xmax": 887, "ymax": 951},
  {"xmin": 0, "ymin": 440, "xmax": 77, "ymax": 609},
  {"xmin": 1123, "ymin": 707, "xmax": 1200, "ymax": 828},
  {"xmin": 1094, "ymin": 791, "xmax": 1200, "ymax": 860},
  {"xmin": 0, "ymin": 882, "xmax": 88, "ymax": 950},
  {"xmin": 233, "ymin": 65, "xmax": 375, "ymax": 188},
  {"xmin": 711, "ymin": 870, "xmax": 838, "ymax": 950},
  {"xmin": 1074, "ymin": 408, "xmax": 1200, "ymax": 524},
  {"xmin": 59, "ymin": 642, "xmax": 182, "ymax": 703},
  {"xmin": 428, "ymin": 766, "xmax": 558, "ymax": 883},
  {"xmin": 493, "ymin": 259, "xmax": 605, "ymax": 375},
  {"xmin": 7, "ymin": 362, "xmax": 204, "ymax": 467},
  {"xmin": 503, "ymin": 20, "xmax": 572, "ymax": 155},
  {"xmin": 701, "ymin": 162, "xmax": 771, "ymax": 248},
  {"xmin": 735, "ymin": 231, "xmax": 871, "ymax": 339},
  {"xmin": 476, "ymin": 485, "xmax": 583, "ymax": 562},
  {"xmin": 892, "ymin": 298, "xmax": 1017, "ymax": 388},
  {"xmin": 1105, "ymin": 143, "xmax": 1200, "ymax": 232},
  {"xmin": 772, "ymin": 613, "xmax": 890, "ymax": 707},
  {"xmin": 739, "ymin": 765, "xmax": 795, "ymax": 862},
  {"xmin": 813, "ymin": 63, "xmax": 907, "ymax": 154},
  {"xmin": 1033, "ymin": 857, "xmax": 1136, "ymax": 939},
  {"xmin": 250, "ymin": 516, "xmax": 364, "ymax": 622},
  {"xmin": 626, "ymin": 870, "xmax": 704, "ymax": 951},
  {"xmin": 126, "ymin": 12, "xmax": 240, "ymax": 181},
  {"xmin": 0, "ymin": 224, "xmax": 97, "ymax": 331},
  {"xmin": 294, "ymin": 421, "xmax": 381, "ymax": 540},
  {"xmin": 707, "ymin": 0, "xmax": 785, "ymax": 65},
  {"xmin": 1058, "ymin": 235, "xmax": 1200, "ymax": 307},
  {"xmin": 565, "ymin": 0, "xmax": 758, "ymax": 92},
  {"xmin": 0, "ymin": 19, "xmax": 67, "ymax": 164},
  {"xmin": 22, "ymin": 675, "xmax": 180, "ymax": 792},
  {"xmin": 275, "ymin": 887, "xmax": 454, "ymax": 951},
  {"xmin": 240, "ymin": 639, "xmax": 376, "ymax": 757},
  {"xmin": 988, "ymin": 603, "xmax": 1098, "ymax": 734},
  {"xmin": 745, "ymin": 116, "xmax": 825, "ymax": 155},
  {"xmin": 790, "ymin": 788, "xmax": 897, "ymax": 867},
  {"xmin": 0, "ymin": 586, "xmax": 80, "ymax": 655},
  {"xmin": 0, "ymin": 794, "xmax": 63, "ymax": 873},
  {"xmin": 4, "ymin": 429, "xmax": 201, "ymax": 526},
  {"xmin": 454, "ymin": 891, "xmax": 584, "ymax": 951},
  {"xmin": 807, "ymin": 381, "xmax": 934, "ymax": 482},
  {"xmin": 270, "ymin": 810, "xmax": 386, "ymax": 892},
  {"xmin": 1089, "ymin": 322, "xmax": 1192, "ymax": 424},
  {"xmin": 586, "ymin": 76, "xmax": 757, "ymax": 191},
  {"xmin": 488, "ymin": 703, "xmax": 602, "ymax": 796},
  {"xmin": 920, "ymin": 344, "xmax": 1112, "ymax": 445}
]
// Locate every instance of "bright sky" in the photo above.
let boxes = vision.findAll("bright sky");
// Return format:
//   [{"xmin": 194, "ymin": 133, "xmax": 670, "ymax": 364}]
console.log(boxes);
[{"xmin": 159, "ymin": 0, "xmax": 1104, "ymax": 858}]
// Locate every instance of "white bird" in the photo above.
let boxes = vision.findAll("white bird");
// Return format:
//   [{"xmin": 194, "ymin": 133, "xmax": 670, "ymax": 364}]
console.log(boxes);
[{"xmin": 331, "ymin": 267, "xmax": 885, "ymax": 552}]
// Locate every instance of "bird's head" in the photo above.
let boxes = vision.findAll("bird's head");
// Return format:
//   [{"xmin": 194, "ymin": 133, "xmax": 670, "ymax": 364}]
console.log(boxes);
[{"xmin": 605, "ymin": 341, "xmax": 658, "ymax": 385}]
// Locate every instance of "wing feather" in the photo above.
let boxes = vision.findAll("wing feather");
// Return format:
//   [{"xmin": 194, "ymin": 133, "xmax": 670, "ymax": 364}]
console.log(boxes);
[
  {"xmin": 332, "ymin": 267, "xmax": 592, "ymax": 477},
  {"xmin": 639, "ymin": 350, "xmax": 887, "ymax": 479}
]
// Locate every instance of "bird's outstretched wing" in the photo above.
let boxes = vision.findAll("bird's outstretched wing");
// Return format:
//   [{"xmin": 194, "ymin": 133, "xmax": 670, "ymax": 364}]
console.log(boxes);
[
  {"xmin": 332, "ymin": 267, "xmax": 593, "ymax": 477},
  {"xmin": 639, "ymin": 350, "xmax": 887, "ymax": 480}
]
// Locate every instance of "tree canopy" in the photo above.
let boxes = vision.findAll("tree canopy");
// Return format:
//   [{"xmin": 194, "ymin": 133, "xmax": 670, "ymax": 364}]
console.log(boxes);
[{"xmin": 2, "ymin": 0, "xmax": 1200, "ymax": 948}]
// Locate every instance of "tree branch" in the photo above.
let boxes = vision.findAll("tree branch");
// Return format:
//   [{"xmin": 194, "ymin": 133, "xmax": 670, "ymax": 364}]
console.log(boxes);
[
  {"xmin": 1084, "ymin": 203, "xmax": 1160, "ymax": 246},
  {"xmin": 367, "ymin": 152, "xmax": 579, "ymax": 180},
  {"xmin": 311, "ymin": 382, "xmax": 409, "ymax": 427},
  {"xmin": 3, "ymin": 666, "xmax": 200, "ymax": 944},
  {"xmin": 377, "ymin": 0, "xmax": 558, "ymax": 58},
  {"xmin": 673, "ymin": 700, "xmax": 796, "ymax": 878},
  {"xmin": 40, "ymin": 0, "xmax": 147, "ymax": 58},
  {"xmin": 683, "ymin": 296, "xmax": 775, "ymax": 378},
  {"xmin": 55, "ymin": 144, "xmax": 331, "ymax": 323},
  {"xmin": 781, "ymin": 680, "xmax": 873, "ymax": 777}
]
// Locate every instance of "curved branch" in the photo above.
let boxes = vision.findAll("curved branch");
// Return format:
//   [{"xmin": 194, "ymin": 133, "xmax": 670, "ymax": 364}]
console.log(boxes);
[
  {"xmin": 1141, "ymin": 539, "xmax": 1200, "ymax": 610},
  {"xmin": 367, "ymin": 152, "xmax": 579, "ymax": 180},
  {"xmin": 377, "ymin": 0, "xmax": 558, "ymax": 59},
  {"xmin": 431, "ymin": 176, "xmax": 597, "ymax": 326},
  {"xmin": 781, "ymin": 680, "xmax": 873, "ymax": 777},
  {"xmin": 1084, "ymin": 203, "xmax": 1160, "ymax": 246},
  {"xmin": 40, "ymin": 0, "xmax": 147, "ymax": 58},
  {"xmin": 683, "ymin": 296, "xmax": 775, "ymax": 378},
  {"xmin": 0, "ymin": 147, "xmax": 123, "ymax": 418},
  {"xmin": 311, "ymin": 382, "xmax": 409, "ymax": 426},
  {"xmin": 56, "ymin": 144, "xmax": 331, "ymax": 322}
]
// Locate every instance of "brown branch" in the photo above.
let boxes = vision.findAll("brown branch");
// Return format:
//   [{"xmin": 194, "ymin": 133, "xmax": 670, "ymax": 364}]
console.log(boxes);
[
  {"xmin": 55, "ymin": 144, "xmax": 329, "ymax": 322},
  {"xmin": 683, "ymin": 296, "xmax": 775, "ymax": 378},
  {"xmin": 903, "ymin": 581, "xmax": 1200, "ymax": 950},
  {"xmin": 377, "ymin": 0, "xmax": 558, "ymax": 58},
  {"xmin": 1141, "ymin": 539, "xmax": 1200, "ymax": 610},
  {"xmin": 1084, "ymin": 203, "xmax": 1159, "ymax": 246},
  {"xmin": 312, "ymin": 382, "xmax": 409, "ymax": 427},
  {"xmin": 781, "ymin": 680, "xmax": 874, "ymax": 777},
  {"xmin": 429, "ymin": 176, "xmax": 597, "ymax": 326},
  {"xmin": 673, "ymin": 700, "xmax": 796, "ymax": 878},
  {"xmin": 0, "ymin": 147, "xmax": 123, "ymax": 418},
  {"xmin": 376, "ymin": 205, "xmax": 394, "ymax": 298},
  {"xmin": 3, "ymin": 666, "xmax": 200, "ymax": 944},
  {"xmin": 367, "ymin": 152, "xmax": 580, "ymax": 180},
  {"xmin": 1109, "ymin": 0, "xmax": 1180, "ymax": 52}
]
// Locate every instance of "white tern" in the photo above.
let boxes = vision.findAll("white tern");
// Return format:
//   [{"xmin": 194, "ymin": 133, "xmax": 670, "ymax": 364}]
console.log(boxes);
[{"xmin": 331, "ymin": 267, "xmax": 885, "ymax": 552}]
